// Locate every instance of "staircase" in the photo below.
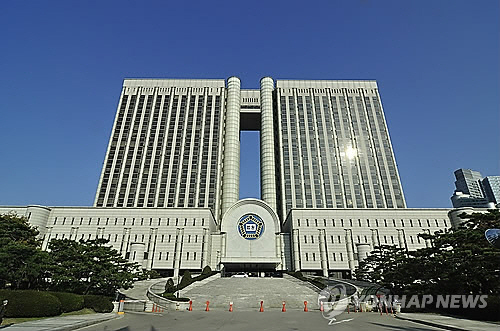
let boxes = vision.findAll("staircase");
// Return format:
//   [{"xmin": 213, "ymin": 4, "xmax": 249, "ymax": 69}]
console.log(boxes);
[{"xmin": 181, "ymin": 275, "xmax": 320, "ymax": 310}]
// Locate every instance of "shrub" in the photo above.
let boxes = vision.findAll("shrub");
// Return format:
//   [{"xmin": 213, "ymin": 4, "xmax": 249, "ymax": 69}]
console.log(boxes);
[
  {"xmin": 162, "ymin": 293, "xmax": 190, "ymax": 302},
  {"xmin": 201, "ymin": 265, "xmax": 212, "ymax": 275},
  {"xmin": 48, "ymin": 292, "xmax": 84, "ymax": 313},
  {"xmin": 0, "ymin": 290, "xmax": 61, "ymax": 317},
  {"xmin": 82, "ymin": 295, "xmax": 114, "ymax": 313},
  {"xmin": 179, "ymin": 271, "xmax": 193, "ymax": 289},
  {"xmin": 164, "ymin": 279, "xmax": 176, "ymax": 293}
]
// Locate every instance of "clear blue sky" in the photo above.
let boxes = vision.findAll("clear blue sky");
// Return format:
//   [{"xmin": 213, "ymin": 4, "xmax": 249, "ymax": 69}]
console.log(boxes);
[{"xmin": 0, "ymin": 0, "xmax": 498, "ymax": 208}]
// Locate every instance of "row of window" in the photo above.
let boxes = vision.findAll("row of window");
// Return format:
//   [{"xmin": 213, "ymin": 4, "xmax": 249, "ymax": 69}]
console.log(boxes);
[
  {"xmin": 295, "ymin": 218, "xmax": 447, "ymax": 228},
  {"xmin": 53, "ymin": 217, "xmax": 207, "ymax": 227}
]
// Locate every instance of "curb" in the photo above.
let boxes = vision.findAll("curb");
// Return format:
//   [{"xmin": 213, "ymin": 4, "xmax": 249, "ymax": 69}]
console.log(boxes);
[
  {"xmin": 6, "ymin": 313, "xmax": 120, "ymax": 331},
  {"xmin": 395, "ymin": 314, "xmax": 468, "ymax": 331}
]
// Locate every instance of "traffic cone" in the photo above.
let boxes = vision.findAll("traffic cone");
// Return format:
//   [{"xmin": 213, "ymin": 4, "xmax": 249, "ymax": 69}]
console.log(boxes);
[
  {"xmin": 229, "ymin": 302, "xmax": 233, "ymax": 312},
  {"xmin": 205, "ymin": 301, "xmax": 210, "ymax": 312},
  {"xmin": 188, "ymin": 301, "xmax": 193, "ymax": 311},
  {"xmin": 259, "ymin": 301, "xmax": 264, "ymax": 312},
  {"xmin": 282, "ymin": 301, "xmax": 286, "ymax": 312},
  {"xmin": 304, "ymin": 301, "xmax": 308, "ymax": 312}
]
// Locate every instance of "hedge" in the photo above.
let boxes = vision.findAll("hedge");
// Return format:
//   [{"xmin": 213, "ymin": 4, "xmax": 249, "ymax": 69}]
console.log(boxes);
[
  {"xmin": 47, "ymin": 291, "xmax": 84, "ymax": 313},
  {"xmin": 82, "ymin": 295, "xmax": 114, "ymax": 313},
  {"xmin": 0, "ymin": 290, "xmax": 61, "ymax": 318}
]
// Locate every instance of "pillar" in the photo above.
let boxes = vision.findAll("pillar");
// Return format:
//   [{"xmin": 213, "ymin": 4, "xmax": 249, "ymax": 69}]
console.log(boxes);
[
  {"xmin": 345, "ymin": 229, "xmax": 355, "ymax": 272},
  {"xmin": 221, "ymin": 77, "xmax": 241, "ymax": 217},
  {"xmin": 292, "ymin": 229, "xmax": 300, "ymax": 271},
  {"xmin": 371, "ymin": 229, "xmax": 379, "ymax": 250},
  {"xmin": 260, "ymin": 77, "xmax": 277, "ymax": 211},
  {"xmin": 173, "ymin": 228, "xmax": 184, "ymax": 279},
  {"xmin": 397, "ymin": 229, "xmax": 406, "ymax": 250},
  {"xmin": 356, "ymin": 243, "xmax": 371, "ymax": 262},
  {"xmin": 201, "ymin": 228, "xmax": 209, "ymax": 268},
  {"xmin": 318, "ymin": 229, "xmax": 328, "ymax": 277}
]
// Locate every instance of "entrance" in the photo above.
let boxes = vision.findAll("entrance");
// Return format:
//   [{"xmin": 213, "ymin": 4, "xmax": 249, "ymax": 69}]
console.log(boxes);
[{"xmin": 222, "ymin": 263, "xmax": 282, "ymax": 278}]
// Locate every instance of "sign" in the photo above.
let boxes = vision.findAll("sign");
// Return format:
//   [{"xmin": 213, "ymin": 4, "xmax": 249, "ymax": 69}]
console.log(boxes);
[{"xmin": 237, "ymin": 214, "xmax": 264, "ymax": 240}]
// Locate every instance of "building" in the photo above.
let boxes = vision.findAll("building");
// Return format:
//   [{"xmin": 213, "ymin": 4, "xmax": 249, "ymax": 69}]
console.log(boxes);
[
  {"xmin": 0, "ymin": 77, "xmax": 452, "ymax": 278},
  {"xmin": 451, "ymin": 169, "xmax": 499, "ymax": 208}
]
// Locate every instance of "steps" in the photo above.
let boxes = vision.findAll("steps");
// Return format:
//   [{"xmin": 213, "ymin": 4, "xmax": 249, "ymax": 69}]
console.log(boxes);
[{"xmin": 181, "ymin": 276, "xmax": 320, "ymax": 310}]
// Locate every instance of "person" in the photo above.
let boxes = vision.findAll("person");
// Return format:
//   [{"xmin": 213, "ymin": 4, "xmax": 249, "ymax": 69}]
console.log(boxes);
[{"xmin": 0, "ymin": 300, "xmax": 8, "ymax": 325}]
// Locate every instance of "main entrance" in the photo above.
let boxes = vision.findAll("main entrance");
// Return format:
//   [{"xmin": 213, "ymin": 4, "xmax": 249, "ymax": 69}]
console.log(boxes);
[{"xmin": 222, "ymin": 263, "xmax": 282, "ymax": 277}]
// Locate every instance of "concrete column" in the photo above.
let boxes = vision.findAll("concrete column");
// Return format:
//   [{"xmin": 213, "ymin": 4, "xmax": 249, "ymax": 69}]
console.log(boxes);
[
  {"xmin": 356, "ymin": 243, "xmax": 371, "ymax": 262},
  {"xmin": 397, "ymin": 229, "xmax": 406, "ymax": 250},
  {"xmin": 318, "ymin": 229, "xmax": 328, "ymax": 277},
  {"xmin": 173, "ymin": 228, "xmax": 184, "ymax": 279},
  {"xmin": 42, "ymin": 227, "xmax": 53, "ymax": 250},
  {"xmin": 345, "ymin": 229, "xmax": 355, "ymax": 272},
  {"xmin": 280, "ymin": 234, "xmax": 286, "ymax": 271},
  {"xmin": 424, "ymin": 229, "xmax": 431, "ymax": 248},
  {"xmin": 129, "ymin": 243, "xmax": 146, "ymax": 267},
  {"xmin": 220, "ymin": 232, "xmax": 227, "ymax": 258},
  {"xmin": 201, "ymin": 228, "xmax": 209, "ymax": 268},
  {"xmin": 146, "ymin": 228, "xmax": 158, "ymax": 270},
  {"xmin": 292, "ymin": 229, "xmax": 300, "ymax": 271},
  {"xmin": 26, "ymin": 205, "xmax": 51, "ymax": 237},
  {"xmin": 260, "ymin": 77, "xmax": 277, "ymax": 211},
  {"xmin": 371, "ymin": 229, "xmax": 379, "ymax": 250},
  {"xmin": 221, "ymin": 77, "xmax": 241, "ymax": 217}
]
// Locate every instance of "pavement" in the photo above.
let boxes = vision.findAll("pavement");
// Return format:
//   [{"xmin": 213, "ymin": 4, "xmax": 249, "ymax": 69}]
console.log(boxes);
[
  {"xmin": 395, "ymin": 312, "xmax": 500, "ymax": 331},
  {"xmin": 3, "ymin": 309, "xmax": 499, "ymax": 331},
  {"xmin": 0, "ymin": 313, "xmax": 119, "ymax": 331}
]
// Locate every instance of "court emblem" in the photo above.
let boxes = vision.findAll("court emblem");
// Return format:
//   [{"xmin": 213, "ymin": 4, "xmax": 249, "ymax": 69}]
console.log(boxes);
[{"xmin": 237, "ymin": 214, "xmax": 264, "ymax": 240}]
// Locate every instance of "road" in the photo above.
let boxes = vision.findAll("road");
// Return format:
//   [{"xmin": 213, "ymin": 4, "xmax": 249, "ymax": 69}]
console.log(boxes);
[{"xmin": 79, "ymin": 310, "xmax": 443, "ymax": 331}]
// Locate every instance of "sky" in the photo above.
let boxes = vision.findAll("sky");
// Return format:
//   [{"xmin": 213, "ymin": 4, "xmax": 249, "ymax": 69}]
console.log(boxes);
[{"xmin": 0, "ymin": 0, "xmax": 498, "ymax": 208}]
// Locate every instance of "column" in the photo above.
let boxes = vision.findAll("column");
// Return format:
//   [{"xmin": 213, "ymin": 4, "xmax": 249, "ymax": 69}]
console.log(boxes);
[
  {"xmin": 371, "ymin": 229, "xmax": 379, "ymax": 250},
  {"xmin": 260, "ymin": 77, "xmax": 277, "ymax": 211},
  {"xmin": 345, "ymin": 229, "xmax": 355, "ymax": 272},
  {"xmin": 173, "ymin": 228, "xmax": 184, "ymax": 279},
  {"xmin": 397, "ymin": 229, "xmax": 406, "ymax": 250},
  {"xmin": 292, "ymin": 229, "xmax": 300, "ymax": 271},
  {"xmin": 221, "ymin": 77, "xmax": 241, "ymax": 217},
  {"xmin": 201, "ymin": 228, "xmax": 209, "ymax": 268},
  {"xmin": 280, "ymin": 234, "xmax": 286, "ymax": 271},
  {"xmin": 318, "ymin": 229, "xmax": 328, "ymax": 277}
]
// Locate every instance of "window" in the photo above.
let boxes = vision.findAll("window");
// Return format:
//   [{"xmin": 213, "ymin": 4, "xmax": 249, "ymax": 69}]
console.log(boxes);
[
  {"xmin": 159, "ymin": 252, "xmax": 162, "ymax": 260},
  {"xmin": 305, "ymin": 253, "xmax": 309, "ymax": 261},
  {"xmin": 304, "ymin": 235, "xmax": 307, "ymax": 243}
]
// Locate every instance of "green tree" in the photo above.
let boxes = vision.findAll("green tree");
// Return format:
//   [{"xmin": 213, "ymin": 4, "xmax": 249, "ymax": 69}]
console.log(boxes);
[
  {"xmin": 48, "ymin": 238, "xmax": 140, "ymax": 296},
  {"xmin": 355, "ymin": 210, "xmax": 500, "ymax": 296},
  {"xmin": 0, "ymin": 213, "xmax": 50, "ymax": 289}
]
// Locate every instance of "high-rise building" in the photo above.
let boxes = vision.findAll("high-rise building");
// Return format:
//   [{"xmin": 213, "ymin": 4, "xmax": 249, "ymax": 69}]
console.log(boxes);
[
  {"xmin": 482, "ymin": 176, "xmax": 500, "ymax": 205},
  {"xmin": 451, "ymin": 169, "xmax": 499, "ymax": 208},
  {"xmin": 94, "ymin": 78, "xmax": 406, "ymax": 222},
  {"xmin": 1, "ymin": 77, "xmax": 452, "ymax": 277}
]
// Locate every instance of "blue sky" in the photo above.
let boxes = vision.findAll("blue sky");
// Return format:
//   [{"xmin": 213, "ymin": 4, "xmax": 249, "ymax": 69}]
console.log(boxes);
[{"xmin": 0, "ymin": 0, "xmax": 498, "ymax": 208}]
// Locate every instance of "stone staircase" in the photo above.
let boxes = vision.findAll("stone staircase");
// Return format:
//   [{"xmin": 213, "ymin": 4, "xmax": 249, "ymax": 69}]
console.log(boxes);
[{"xmin": 181, "ymin": 275, "xmax": 320, "ymax": 310}]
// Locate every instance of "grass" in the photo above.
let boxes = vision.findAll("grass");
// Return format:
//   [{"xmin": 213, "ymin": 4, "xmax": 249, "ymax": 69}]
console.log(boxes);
[{"xmin": 1, "ymin": 308, "xmax": 95, "ymax": 326}]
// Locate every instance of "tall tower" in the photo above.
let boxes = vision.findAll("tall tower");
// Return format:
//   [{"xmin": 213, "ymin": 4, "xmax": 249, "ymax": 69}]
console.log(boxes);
[
  {"xmin": 275, "ymin": 80, "xmax": 406, "ymax": 220},
  {"xmin": 94, "ymin": 79, "xmax": 226, "ymax": 220}
]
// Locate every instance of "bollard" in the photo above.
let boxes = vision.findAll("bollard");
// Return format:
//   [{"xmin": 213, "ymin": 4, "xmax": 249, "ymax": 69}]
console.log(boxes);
[
  {"xmin": 259, "ymin": 301, "xmax": 264, "ymax": 312},
  {"xmin": 282, "ymin": 301, "xmax": 286, "ymax": 312},
  {"xmin": 189, "ymin": 301, "xmax": 193, "ymax": 311},
  {"xmin": 205, "ymin": 301, "xmax": 210, "ymax": 312},
  {"xmin": 347, "ymin": 305, "xmax": 350, "ymax": 314},
  {"xmin": 118, "ymin": 300, "xmax": 125, "ymax": 315},
  {"xmin": 320, "ymin": 301, "xmax": 324, "ymax": 312},
  {"xmin": 229, "ymin": 302, "xmax": 233, "ymax": 312},
  {"xmin": 304, "ymin": 301, "xmax": 308, "ymax": 312}
]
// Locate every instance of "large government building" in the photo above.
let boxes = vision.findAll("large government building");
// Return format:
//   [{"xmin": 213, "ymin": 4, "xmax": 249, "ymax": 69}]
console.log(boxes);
[{"xmin": 1, "ymin": 77, "xmax": 463, "ymax": 278}]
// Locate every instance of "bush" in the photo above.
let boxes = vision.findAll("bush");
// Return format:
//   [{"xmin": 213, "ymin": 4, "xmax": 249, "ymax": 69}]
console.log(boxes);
[
  {"xmin": 82, "ymin": 295, "xmax": 114, "ymax": 313},
  {"xmin": 164, "ymin": 278, "xmax": 176, "ymax": 293},
  {"xmin": 179, "ymin": 271, "xmax": 193, "ymax": 289},
  {"xmin": 48, "ymin": 292, "xmax": 84, "ymax": 313},
  {"xmin": 201, "ymin": 265, "xmax": 212, "ymax": 275},
  {"xmin": 0, "ymin": 290, "xmax": 61, "ymax": 317},
  {"xmin": 162, "ymin": 293, "xmax": 190, "ymax": 302}
]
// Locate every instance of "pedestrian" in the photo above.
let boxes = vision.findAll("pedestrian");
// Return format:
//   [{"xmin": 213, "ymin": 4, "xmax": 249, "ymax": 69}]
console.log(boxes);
[{"xmin": 0, "ymin": 300, "xmax": 8, "ymax": 325}]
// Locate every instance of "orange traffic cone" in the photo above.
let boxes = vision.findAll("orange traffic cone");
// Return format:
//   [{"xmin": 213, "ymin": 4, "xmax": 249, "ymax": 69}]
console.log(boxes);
[
  {"xmin": 188, "ymin": 301, "xmax": 193, "ymax": 311},
  {"xmin": 229, "ymin": 302, "xmax": 233, "ymax": 312},
  {"xmin": 282, "ymin": 301, "xmax": 286, "ymax": 312},
  {"xmin": 205, "ymin": 301, "xmax": 210, "ymax": 312},
  {"xmin": 304, "ymin": 301, "xmax": 308, "ymax": 312},
  {"xmin": 259, "ymin": 301, "xmax": 264, "ymax": 312}
]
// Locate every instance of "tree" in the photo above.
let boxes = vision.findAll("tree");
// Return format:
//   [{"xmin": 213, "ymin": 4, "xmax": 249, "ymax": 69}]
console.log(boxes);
[
  {"xmin": 48, "ymin": 238, "xmax": 140, "ymax": 296},
  {"xmin": 355, "ymin": 210, "xmax": 500, "ymax": 296},
  {"xmin": 0, "ymin": 213, "xmax": 50, "ymax": 289}
]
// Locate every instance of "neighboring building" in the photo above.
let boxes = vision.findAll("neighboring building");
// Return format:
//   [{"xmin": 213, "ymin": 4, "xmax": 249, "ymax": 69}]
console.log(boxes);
[
  {"xmin": 451, "ymin": 169, "xmax": 499, "ymax": 208},
  {"xmin": 0, "ymin": 77, "xmax": 452, "ymax": 278},
  {"xmin": 482, "ymin": 176, "xmax": 500, "ymax": 205}
]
